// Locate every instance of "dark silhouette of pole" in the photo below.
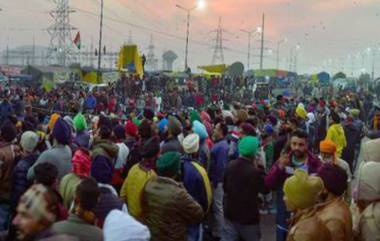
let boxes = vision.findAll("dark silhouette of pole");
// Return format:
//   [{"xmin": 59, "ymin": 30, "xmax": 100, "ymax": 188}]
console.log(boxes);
[
  {"xmin": 259, "ymin": 13, "xmax": 265, "ymax": 70},
  {"xmin": 97, "ymin": 0, "xmax": 104, "ymax": 84}
]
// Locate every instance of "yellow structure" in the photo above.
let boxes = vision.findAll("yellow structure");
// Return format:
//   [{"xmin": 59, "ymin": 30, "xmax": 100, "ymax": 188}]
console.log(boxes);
[{"xmin": 118, "ymin": 45, "xmax": 144, "ymax": 78}]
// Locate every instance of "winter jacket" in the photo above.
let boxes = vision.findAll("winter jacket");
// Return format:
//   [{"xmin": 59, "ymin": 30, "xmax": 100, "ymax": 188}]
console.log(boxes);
[
  {"xmin": 326, "ymin": 123, "xmax": 347, "ymax": 158},
  {"xmin": 91, "ymin": 139, "xmax": 119, "ymax": 163},
  {"xmin": 181, "ymin": 155, "xmax": 212, "ymax": 213},
  {"xmin": 28, "ymin": 144, "xmax": 73, "ymax": 181},
  {"xmin": 0, "ymin": 101, "xmax": 12, "ymax": 122},
  {"xmin": 287, "ymin": 208, "xmax": 332, "ymax": 241},
  {"xmin": 224, "ymin": 157, "xmax": 267, "ymax": 225},
  {"xmin": 142, "ymin": 177, "xmax": 204, "ymax": 241},
  {"xmin": 354, "ymin": 201, "xmax": 380, "ymax": 241},
  {"xmin": 0, "ymin": 142, "xmax": 19, "ymax": 201},
  {"xmin": 209, "ymin": 139, "xmax": 229, "ymax": 188},
  {"xmin": 33, "ymin": 229, "xmax": 79, "ymax": 241},
  {"xmin": 10, "ymin": 153, "xmax": 39, "ymax": 208},
  {"xmin": 120, "ymin": 163, "xmax": 156, "ymax": 220},
  {"xmin": 316, "ymin": 197, "xmax": 353, "ymax": 241},
  {"xmin": 52, "ymin": 214, "xmax": 103, "ymax": 241},
  {"xmin": 265, "ymin": 151, "xmax": 322, "ymax": 190}
]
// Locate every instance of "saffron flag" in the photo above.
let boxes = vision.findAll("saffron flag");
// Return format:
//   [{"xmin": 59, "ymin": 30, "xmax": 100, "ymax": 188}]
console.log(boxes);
[{"xmin": 73, "ymin": 32, "xmax": 81, "ymax": 50}]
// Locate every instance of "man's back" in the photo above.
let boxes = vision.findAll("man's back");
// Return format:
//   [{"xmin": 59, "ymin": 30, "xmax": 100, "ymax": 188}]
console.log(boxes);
[
  {"xmin": 52, "ymin": 214, "xmax": 103, "ymax": 241},
  {"xmin": 120, "ymin": 163, "xmax": 156, "ymax": 219},
  {"xmin": 224, "ymin": 157, "xmax": 266, "ymax": 225},
  {"xmin": 143, "ymin": 177, "xmax": 203, "ymax": 241}
]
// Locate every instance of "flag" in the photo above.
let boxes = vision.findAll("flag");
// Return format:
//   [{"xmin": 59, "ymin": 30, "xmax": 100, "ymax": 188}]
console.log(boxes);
[{"xmin": 73, "ymin": 32, "xmax": 81, "ymax": 50}]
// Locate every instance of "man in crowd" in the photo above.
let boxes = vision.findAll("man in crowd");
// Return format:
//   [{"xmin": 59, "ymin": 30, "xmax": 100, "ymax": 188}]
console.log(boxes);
[
  {"xmin": 316, "ymin": 163, "xmax": 352, "ymax": 241},
  {"xmin": 209, "ymin": 122, "xmax": 229, "ymax": 240},
  {"xmin": 326, "ymin": 111, "xmax": 347, "ymax": 158},
  {"xmin": 27, "ymin": 117, "xmax": 72, "ymax": 180},
  {"xmin": 13, "ymin": 184, "xmax": 78, "ymax": 241},
  {"xmin": 0, "ymin": 121, "xmax": 20, "ymax": 231},
  {"xmin": 222, "ymin": 136, "xmax": 266, "ymax": 241},
  {"xmin": 120, "ymin": 137, "xmax": 159, "ymax": 220},
  {"xmin": 52, "ymin": 178, "xmax": 103, "ymax": 241},
  {"xmin": 266, "ymin": 129, "xmax": 322, "ymax": 241},
  {"xmin": 143, "ymin": 151, "xmax": 204, "ymax": 241},
  {"xmin": 181, "ymin": 133, "xmax": 212, "ymax": 241},
  {"xmin": 283, "ymin": 170, "xmax": 331, "ymax": 241},
  {"xmin": 161, "ymin": 116, "xmax": 184, "ymax": 154}
]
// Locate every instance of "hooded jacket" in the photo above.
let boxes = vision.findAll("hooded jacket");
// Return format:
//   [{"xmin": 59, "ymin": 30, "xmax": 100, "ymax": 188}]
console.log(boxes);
[{"xmin": 326, "ymin": 123, "xmax": 347, "ymax": 158}]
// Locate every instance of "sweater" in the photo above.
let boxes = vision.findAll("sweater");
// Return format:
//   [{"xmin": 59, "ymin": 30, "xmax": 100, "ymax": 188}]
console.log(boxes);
[{"xmin": 27, "ymin": 144, "xmax": 73, "ymax": 181}]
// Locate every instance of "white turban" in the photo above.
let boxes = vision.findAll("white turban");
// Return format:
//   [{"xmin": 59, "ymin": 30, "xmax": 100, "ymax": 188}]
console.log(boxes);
[{"xmin": 104, "ymin": 210, "xmax": 150, "ymax": 241}]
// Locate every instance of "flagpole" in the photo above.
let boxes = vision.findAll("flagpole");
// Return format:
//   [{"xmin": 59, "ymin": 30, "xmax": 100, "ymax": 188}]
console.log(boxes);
[{"xmin": 97, "ymin": 0, "xmax": 104, "ymax": 84}]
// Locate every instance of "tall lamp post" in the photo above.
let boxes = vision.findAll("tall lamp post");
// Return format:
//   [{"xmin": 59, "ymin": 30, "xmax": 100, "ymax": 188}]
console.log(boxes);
[
  {"xmin": 240, "ymin": 27, "xmax": 261, "ymax": 70},
  {"xmin": 176, "ymin": 0, "xmax": 205, "ymax": 71},
  {"xmin": 96, "ymin": 0, "xmax": 104, "ymax": 84},
  {"xmin": 289, "ymin": 44, "xmax": 300, "ymax": 72},
  {"xmin": 276, "ymin": 37, "xmax": 287, "ymax": 69}
]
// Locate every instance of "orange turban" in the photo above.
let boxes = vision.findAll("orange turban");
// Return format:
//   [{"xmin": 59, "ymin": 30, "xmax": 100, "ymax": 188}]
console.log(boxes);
[
  {"xmin": 48, "ymin": 113, "xmax": 60, "ymax": 131},
  {"xmin": 278, "ymin": 109, "xmax": 286, "ymax": 119},
  {"xmin": 320, "ymin": 140, "xmax": 337, "ymax": 154}
]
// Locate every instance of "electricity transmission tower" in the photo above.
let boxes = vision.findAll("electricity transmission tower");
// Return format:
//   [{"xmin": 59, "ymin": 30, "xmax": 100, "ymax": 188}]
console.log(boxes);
[
  {"xmin": 211, "ymin": 17, "xmax": 226, "ymax": 65},
  {"xmin": 146, "ymin": 34, "xmax": 158, "ymax": 71},
  {"xmin": 47, "ymin": 0, "xmax": 76, "ymax": 66}
]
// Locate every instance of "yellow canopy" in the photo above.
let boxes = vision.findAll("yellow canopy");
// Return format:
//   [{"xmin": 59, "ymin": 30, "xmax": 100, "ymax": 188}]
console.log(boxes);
[{"xmin": 198, "ymin": 64, "xmax": 227, "ymax": 74}]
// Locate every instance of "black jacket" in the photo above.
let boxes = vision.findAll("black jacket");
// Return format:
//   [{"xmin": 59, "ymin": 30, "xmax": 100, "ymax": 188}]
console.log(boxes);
[{"xmin": 223, "ymin": 157, "xmax": 266, "ymax": 225}]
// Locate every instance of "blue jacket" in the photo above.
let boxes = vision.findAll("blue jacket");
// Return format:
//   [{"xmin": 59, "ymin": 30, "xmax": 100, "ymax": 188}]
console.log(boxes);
[
  {"xmin": 0, "ymin": 101, "xmax": 12, "ymax": 122},
  {"xmin": 199, "ymin": 139, "xmax": 210, "ymax": 168},
  {"xmin": 209, "ymin": 138, "xmax": 229, "ymax": 187},
  {"xmin": 182, "ymin": 155, "xmax": 209, "ymax": 213},
  {"xmin": 11, "ymin": 153, "xmax": 39, "ymax": 209},
  {"xmin": 85, "ymin": 95, "xmax": 97, "ymax": 110}
]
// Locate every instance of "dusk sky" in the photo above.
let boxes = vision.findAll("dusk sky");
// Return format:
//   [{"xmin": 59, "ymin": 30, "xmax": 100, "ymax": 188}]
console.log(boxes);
[{"xmin": 1, "ymin": 0, "xmax": 380, "ymax": 74}]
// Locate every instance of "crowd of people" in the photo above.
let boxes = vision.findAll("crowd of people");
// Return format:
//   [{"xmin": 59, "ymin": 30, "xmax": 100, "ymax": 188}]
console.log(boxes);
[{"xmin": 0, "ymin": 80, "xmax": 379, "ymax": 241}]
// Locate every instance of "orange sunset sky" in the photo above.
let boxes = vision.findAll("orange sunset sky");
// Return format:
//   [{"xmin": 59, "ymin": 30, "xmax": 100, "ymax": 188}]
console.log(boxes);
[{"xmin": 1, "ymin": 0, "xmax": 380, "ymax": 74}]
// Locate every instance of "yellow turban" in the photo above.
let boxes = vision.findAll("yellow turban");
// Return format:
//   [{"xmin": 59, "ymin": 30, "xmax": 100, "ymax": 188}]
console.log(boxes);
[
  {"xmin": 284, "ymin": 169, "xmax": 324, "ymax": 210},
  {"xmin": 295, "ymin": 104, "xmax": 307, "ymax": 119}
]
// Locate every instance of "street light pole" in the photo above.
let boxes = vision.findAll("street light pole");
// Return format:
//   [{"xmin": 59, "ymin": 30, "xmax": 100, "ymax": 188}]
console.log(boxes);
[
  {"xmin": 185, "ymin": 9, "xmax": 191, "ymax": 70},
  {"xmin": 176, "ymin": 4, "xmax": 197, "ymax": 71},
  {"xmin": 276, "ymin": 38, "xmax": 287, "ymax": 69},
  {"xmin": 97, "ymin": 0, "xmax": 104, "ymax": 84},
  {"xmin": 289, "ymin": 45, "xmax": 300, "ymax": 72},
  {"xmin": 240, "ymin": 28, "xmax": 261, "ymax": 70}
]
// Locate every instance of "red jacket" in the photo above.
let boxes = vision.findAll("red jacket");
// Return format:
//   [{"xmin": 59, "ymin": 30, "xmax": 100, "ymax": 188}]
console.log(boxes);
[{"xmin": 265, "ymin": 151, "xmax": 322, "ymax": 190}]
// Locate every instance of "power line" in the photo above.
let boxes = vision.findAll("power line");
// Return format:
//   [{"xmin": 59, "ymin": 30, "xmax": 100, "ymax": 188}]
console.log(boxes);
[{"xmin": 72, "ymin": 7, "xmax": 247, "ymax": 56}]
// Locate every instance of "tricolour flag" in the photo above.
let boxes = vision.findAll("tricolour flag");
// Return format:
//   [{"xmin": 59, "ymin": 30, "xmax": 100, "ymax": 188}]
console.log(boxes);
[{"xmin": 73, "ymin": 31, "xmax": 81, "ymax": 50}]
